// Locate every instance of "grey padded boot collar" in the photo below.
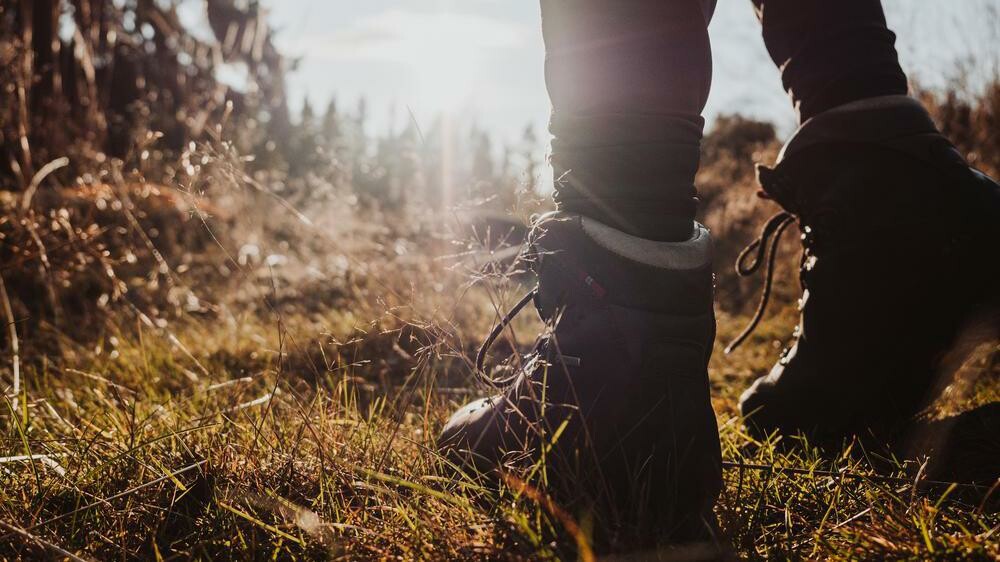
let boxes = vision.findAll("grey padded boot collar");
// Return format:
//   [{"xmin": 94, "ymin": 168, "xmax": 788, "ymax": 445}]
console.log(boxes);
[
  {"xmin": 778, "ymin": 95, "xmax": 938, "ymax": 164},
  {"xmin": 579, "ymin": 215, "xmax": 712, "ymax": 270},
  {"xmin": 533, "ymin": 211, "xmax": 712, "ymax": 271}
]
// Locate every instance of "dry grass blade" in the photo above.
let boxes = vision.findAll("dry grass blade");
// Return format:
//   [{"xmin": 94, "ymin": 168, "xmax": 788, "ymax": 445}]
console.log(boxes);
[
  {"xmin": 0, "ymin": 520, "xmax": 92, "ymax": 562},
  {"xmin": 0, "ymin": 273, "xmax": 18, "ymax": 415},
  {"xmin": 20, "ymin": 156, "xmax": 69, "ymax": 211},
  {"xmin": 218, "ymin": 501, "xmax": 305, "ymax": 546},
  {"xmin": 720, "ymin": 460, "xmax": 990, "ymax": 491},
  {"xmin": 0, "ymin": 454, "xmax": 67, "ymax": 477}
]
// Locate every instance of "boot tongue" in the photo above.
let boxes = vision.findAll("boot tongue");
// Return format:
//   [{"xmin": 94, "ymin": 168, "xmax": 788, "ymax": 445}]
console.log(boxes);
[{"xmin": 754, "ymin": 163, "xmax": 798, "ymax": 212}]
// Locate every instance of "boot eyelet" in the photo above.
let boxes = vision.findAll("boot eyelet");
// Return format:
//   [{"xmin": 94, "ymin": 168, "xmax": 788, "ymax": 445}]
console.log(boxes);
[
  {"xmin": 801, "ymin": 225, "xmax": 816, "ymax": 247},
  {"xmin": 779, "ymin": 346, "xmax": 794, "ymax": 365},
  {"xmin": 802, "ymin": 255, "xmax": 818, "ymax": 272}
]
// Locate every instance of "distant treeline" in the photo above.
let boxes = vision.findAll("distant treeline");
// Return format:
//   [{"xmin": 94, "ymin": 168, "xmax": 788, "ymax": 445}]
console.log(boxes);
[{"xmin": 0, "ymin": 0, "xmax": 540, "ymax": 213}]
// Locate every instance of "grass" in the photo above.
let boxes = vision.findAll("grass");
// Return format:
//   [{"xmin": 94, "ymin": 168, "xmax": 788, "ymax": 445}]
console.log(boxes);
[
  {"xmin": 1, "ymin": 194, "xmax": 997, "ymax": 560},
  {"xmin": 1, "ymin": 94, "xmax": 998, "ymax": 562},
  {"xmin": 4, "ymin": 2, "xmax": 999, "ymax": 556}
]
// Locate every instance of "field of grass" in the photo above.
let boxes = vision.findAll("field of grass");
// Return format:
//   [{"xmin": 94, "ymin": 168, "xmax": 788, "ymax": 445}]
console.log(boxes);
[
  {"xmin": 1, "ymin": 161, "xmax": 997, "ymax": 560},
  {"xmin": 2, "ymin": 4, "xmax": 999, "ymax": 552}
]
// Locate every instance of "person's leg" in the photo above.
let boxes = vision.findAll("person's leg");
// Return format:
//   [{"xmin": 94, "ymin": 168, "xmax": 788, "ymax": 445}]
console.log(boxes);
[
  {"xmin": 737, "ymin": 0, "xmax": 1000, "ymax": 445},
  {"xmin": 542, "ymin": 0, "xmax": 716, "ymax": 242},
  {"xmin": 440, "ymin": 0, "xmax": 724, "ymax": 546},
  {"xmin": 751, "ymin": 0, "xmax": 908, "ymax": 123}
]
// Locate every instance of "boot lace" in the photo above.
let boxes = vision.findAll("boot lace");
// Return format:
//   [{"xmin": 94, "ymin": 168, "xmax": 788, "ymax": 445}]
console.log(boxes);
[
  {"xmin": 474, "ymin": 243, "xmax": 603, "ymax": 387},
  {"xmin": 725, "ymin": 211, "xmax": 796, "ymax": 354},
  {"xmin": 475, "ymin": 288, "xmax": 539, "ymax": 388}
]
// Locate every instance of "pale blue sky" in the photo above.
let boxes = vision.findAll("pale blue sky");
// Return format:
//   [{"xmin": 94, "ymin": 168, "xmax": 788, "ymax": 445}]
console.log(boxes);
[{"xmin": 250, "ymin": 1, "xmax": 998, "ymax": 143}]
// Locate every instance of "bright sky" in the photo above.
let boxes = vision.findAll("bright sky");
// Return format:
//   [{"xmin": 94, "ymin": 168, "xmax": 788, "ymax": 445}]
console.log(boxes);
[{"xmin": 259, "ymin": 0, "xmax": 998, "ymax": 144}]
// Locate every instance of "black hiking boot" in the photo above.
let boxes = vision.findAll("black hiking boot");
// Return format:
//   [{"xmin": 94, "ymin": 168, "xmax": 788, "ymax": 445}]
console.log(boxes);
[
  {"xmin": 438, "ymin": 212, "xmax": 722, "ymax": 545},
  {"xmin": 733, "ymin": 96, "xmax": 1000, "ymax": 445}
]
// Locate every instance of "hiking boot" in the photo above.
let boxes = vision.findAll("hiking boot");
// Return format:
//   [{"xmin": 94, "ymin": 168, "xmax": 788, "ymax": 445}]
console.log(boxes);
[
  {"xmin": 438, "ymin": 212, "xmax": 722, "ymax": 542},
  {"xmin": 733, "ymin": 96, "xmax": 1000, "ymax": 444}
]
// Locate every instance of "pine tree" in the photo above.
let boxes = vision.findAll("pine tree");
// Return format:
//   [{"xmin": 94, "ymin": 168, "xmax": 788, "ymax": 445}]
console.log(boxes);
[{"xmin": 321, "ymin": 98, "xmax": 341, "ymax": 145}]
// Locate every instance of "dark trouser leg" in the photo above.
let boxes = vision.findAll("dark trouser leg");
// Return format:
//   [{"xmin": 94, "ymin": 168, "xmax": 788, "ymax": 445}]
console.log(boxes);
[
  {"xmin": 541, "ymin": 0, "xmax": 717, "ymax": 242},
  {"xmin": 752, "ymin": 0, "xmax": 909, "ymax": 123}
]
